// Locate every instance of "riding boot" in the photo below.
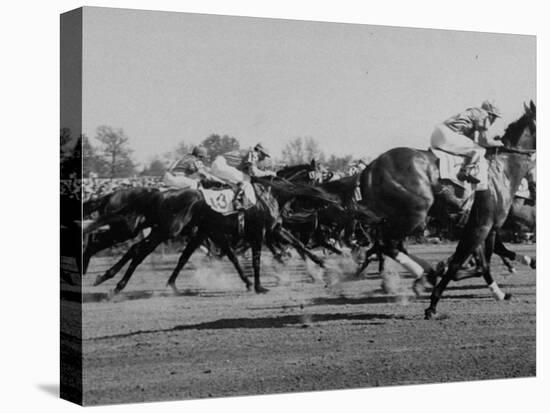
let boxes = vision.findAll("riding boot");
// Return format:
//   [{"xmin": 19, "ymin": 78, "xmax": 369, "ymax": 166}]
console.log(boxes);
[{"xmin": 233, "ymin": 184, "xmax": 245, "ymax": 211}]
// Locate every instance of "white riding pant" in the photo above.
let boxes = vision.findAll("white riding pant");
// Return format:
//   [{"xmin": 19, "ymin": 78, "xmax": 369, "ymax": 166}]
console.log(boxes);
[
  {"xmin": 210, "ymin": 156, "xmax": 256, "ymax": 204},
  {"xmin": 211, "ymin": 156, "xmax": 250, "ymax": 184},
  {"xmin": 163, "ymin": 172, "xmax": 198, "ymax": 189},
  {"xmin": 430, "ymin": 124, "xmax": 485, "ymax": 164}
]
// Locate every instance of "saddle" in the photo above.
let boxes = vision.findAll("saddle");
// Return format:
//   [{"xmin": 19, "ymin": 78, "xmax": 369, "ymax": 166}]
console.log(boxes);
[
  {"xmin": 430, "ymin": 148, "xmax": 469, "ymax": 189},
  {"xmin": 430, "ymin": 147, "xmax": 491, "ymax": 192}
]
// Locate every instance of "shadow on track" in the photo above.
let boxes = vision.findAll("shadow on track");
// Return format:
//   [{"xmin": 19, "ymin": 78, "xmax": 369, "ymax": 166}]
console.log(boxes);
[{"xmin": 90, "ymin": 312, "xmax": 409, "ymax": 341}]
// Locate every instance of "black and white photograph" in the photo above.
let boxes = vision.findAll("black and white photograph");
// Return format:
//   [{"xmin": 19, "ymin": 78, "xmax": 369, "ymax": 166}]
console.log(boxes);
[
  {"xmin": 57, "ymin": 5, "xmax": 541, "ymax": 406},
  {"xmin": 5, "ymin": 1, "xmax": 547, "ymax": 412}
]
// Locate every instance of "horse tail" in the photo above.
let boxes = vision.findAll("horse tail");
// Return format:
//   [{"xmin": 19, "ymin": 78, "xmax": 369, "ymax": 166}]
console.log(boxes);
[
  {"xmin": 82, "ymin": 189, "xmax": 160, "ymax": 235},
  {"xmin": 83, "ymin": 193, "xmax": 111, "ymax": 217}
]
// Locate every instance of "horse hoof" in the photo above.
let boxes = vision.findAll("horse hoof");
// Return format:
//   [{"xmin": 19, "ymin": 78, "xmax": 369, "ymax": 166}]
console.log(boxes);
[
  {"xmin": 504, "ymin": 293, "xmax": 512, "ymax": 300},
  {"xmin": 255, "ymin": 286, "xmax": 269, "ymax": 294},
  {"xmin": 246, "ymin": 283, "xmax": 253, "ymax": 292},
  {"xmin": 530, "ymin": 259, "xmax": 536, "ymax": 269},
  {"xmin": 93, "ymin": 276, "xmax": 105, "ymax": 287},
  {"xmin": 424, "ymin": 308, "xmax": 436, "ymax": 320},
  {"xmin": 168, "ymin": 284, "xmax": 180, "ymax": 295}
]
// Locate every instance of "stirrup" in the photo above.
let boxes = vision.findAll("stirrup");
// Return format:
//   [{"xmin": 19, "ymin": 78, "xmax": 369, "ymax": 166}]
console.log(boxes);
[{"xmin": 457, "ymin": 168, "xmax": 480, "ymax": 184}]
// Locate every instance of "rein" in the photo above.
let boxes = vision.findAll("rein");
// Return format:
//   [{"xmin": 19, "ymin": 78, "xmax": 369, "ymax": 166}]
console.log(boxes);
[{"xmin": 488, "ymin": 146, "xmax": 536, "ymax": 157}]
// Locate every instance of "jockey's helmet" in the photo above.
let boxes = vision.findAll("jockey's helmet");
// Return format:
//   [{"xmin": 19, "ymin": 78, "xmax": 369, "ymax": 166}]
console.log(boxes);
[
  {"xmin": 254, "ymin": 143, "xmax": 270, "ymax": 158},
  {"xmin": 192, "ymin": 146, "xmax": 208, "ymax": 160},
  {"xmin": 481, "ymin": 100, "xmax": 501, "ymax": 118}
]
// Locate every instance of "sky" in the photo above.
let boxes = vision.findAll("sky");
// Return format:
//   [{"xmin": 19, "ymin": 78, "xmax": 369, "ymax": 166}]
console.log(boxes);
[{"xmin": 80, "ymin": 6, "xmax": 536, "ymax": 167}]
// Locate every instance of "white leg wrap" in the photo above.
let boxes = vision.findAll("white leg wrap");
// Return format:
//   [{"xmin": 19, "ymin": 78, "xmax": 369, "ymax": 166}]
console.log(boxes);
[
  {"xmin": 488, "ymin": 281, "xmax": 506, "ymax": 301},
  {"xmin": 519, "ymin": 255, "xmax": 532, "ymax": 266},
  {"xmin": 395, "ymin": 252, "xmax": 424, "ymax": 279}
]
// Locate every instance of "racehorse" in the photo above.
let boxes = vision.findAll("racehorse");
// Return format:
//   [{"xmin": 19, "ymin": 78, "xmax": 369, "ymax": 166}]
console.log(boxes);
[
  {"xmin": 82, "ymin": 187, "xmax": 162, "ymax": 273},
  {"xmin": 424, "ymin": 102, "xmax": 536, "ymax": 318},
  {"xmin": 92, "ymin": 179, "xmax": 333, "ymax": 295},
  {"xmin": 355, "ymin": 200, "xmax": 536, "ymax": 278},
  {"xmin": 356, "ymin": 102, "xmax": 536, "ymax": 314},
  {"xmin": 276, "ymin": 160, "xmax": 323, "ymax": 185},
  {"xmin": 277, "ymin": 167, "xmax": 377, "ymax": 253}
]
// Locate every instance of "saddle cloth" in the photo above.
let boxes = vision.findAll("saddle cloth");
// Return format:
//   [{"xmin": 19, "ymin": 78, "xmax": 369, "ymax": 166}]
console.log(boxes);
[
  {"xmin": 200, "ymin": 188, "xmax": 236, "ymax": 215},
  {"xmin": 200, "ymin": 185, "xmax": 256, "ymax": 215},
  {"xmin": 430, "ymin": 148, "xmax": 488, "ymax": 191}
]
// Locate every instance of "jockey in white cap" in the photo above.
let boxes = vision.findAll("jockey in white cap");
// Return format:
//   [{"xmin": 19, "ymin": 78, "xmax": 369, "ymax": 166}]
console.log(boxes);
[
  {"xmin": 210, "ymin": 143, "xmax": 275, "ymax": 209},
  {"xmin": 430, "ymin": 100, "xmax": 502, "ymax": 185}
]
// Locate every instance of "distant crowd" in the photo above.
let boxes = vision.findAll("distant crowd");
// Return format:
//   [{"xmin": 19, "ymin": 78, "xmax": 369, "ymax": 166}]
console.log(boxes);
[{"xmin": 82, "ymin": 175, "xmax": 165, "ymax": 201}]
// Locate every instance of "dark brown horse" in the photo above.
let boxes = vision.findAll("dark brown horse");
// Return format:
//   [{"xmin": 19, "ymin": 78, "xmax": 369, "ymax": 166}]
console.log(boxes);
[
  {"xmin": 93, "ymin": 179, "xmax": 332, "ymax": 295},
  {"xmin": 82, "ymin": 187, "xmax": 163, "ymax": 273},
  {"xmin": 357, "ymin": 102, "xmax": 536, "ymax": 316},
  {"xmin": 276, "ymin": 160, "xmax": 323, "ymax": 185},
  {"xmin": 82, "ymin": 163, "xmax": 318, "ymax": 272},
  {"xmin": 425, "ymin": 102, "xmax": 536, "ymax": 318}
]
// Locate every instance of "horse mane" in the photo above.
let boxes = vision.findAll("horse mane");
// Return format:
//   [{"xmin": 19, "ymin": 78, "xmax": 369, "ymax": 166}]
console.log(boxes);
[
  {"xmin": 319, "ymin": 174, "xmax": 358, "ymax": 196},
  {"xmin": 277, "ymin": 163, "xmax": 312, "ymax": 177},
  {"xmin": 253, "ymin": 177, "xmax": 338, "ymax": 206}
]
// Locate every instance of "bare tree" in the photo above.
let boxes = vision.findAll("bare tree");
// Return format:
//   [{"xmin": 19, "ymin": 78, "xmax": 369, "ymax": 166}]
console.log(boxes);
[
  {"xmin": 94, "ymin": 126, "xmax": 135, "ymax": 178},
  {"xmin": 281, "ymin": 137, "xmax": 325, "ymax": 165}
]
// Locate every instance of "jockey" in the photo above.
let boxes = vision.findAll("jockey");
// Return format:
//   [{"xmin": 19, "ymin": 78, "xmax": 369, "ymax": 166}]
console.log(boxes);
[
  {"xmin": 239, "ymin": 143, "xmax": 275, "ymax": 178},
  {"xmin": 163, "ymin": 146, "xmax": 219, "ymax": 189},
  {"xmin": 211, "ymin": 143, "xmax": 275, "ymax": 209},
  {"xmin": 430, "ymin": 100, "xmax": 502, "ymax": 184}
]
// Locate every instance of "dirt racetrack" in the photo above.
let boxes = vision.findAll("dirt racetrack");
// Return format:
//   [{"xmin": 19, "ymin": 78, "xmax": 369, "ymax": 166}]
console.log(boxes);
[{"xmin": 72, "ymin": 243, "xmax": 536, "ymax": 405}]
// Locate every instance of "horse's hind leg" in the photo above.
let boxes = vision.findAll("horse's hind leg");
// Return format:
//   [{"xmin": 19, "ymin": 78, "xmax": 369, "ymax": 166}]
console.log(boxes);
[
  {"xmin": 166, "ymin": 232, "xmax": 206, "ymax": 294},
  {"xmin": 113, "ymin": 232, "xmax": 163, "ymax": 294},
  {"xmin": 210, "ymin": 232, "xmax": 253, "ymax": 291},
  {"xmin": 84, "ymin": 230, "xmax": 127, "ymax": 275},
  {"xmin": 251, "ymin": 235, "xmax": 268, "ymax": 294},
  {"xmin": 93, "ymin": 240, "xmax": 141, "ymax": 286},
  {"xmin": 494, "ymin": 233, "xmax": 535, "ymax": 270}
]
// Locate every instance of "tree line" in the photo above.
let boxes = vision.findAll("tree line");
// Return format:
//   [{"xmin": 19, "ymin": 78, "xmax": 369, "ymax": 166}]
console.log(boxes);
[{"xmin": 61, "ymin": 126, "xmax": 363, "ymax": 179}]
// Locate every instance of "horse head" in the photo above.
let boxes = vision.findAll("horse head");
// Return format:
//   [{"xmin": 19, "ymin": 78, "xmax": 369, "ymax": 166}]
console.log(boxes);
[
  {"xmin": 501, "ymin": 100, "xmax": 536, "ymax": 151},
  {"xmin": 497, "ymin": 101, "xmax": 537, "ymax": 202},
  {"xmin": 277, "ymin": 160, "xmax": 323, "ymax": 185}
]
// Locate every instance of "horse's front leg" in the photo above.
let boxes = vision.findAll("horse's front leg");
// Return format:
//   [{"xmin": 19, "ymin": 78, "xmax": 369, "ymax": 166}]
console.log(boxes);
[
  {"xmin": 166, "ymin": 231, "xmax": 206, "ymax": 294},
  {"xmin": 355, "ymin": 244, "xmax": 378, "ymax": 277},
  {"xmin": 251, "ymin": 238, "xmax": 268, "ymax": 294},
  {"xmin": 425, "ymin": 224, "xmax": 493, "ymax": 318},
  {"xmin": 482, "ymin": 230, "xmax": 512, "ymax": 301}
]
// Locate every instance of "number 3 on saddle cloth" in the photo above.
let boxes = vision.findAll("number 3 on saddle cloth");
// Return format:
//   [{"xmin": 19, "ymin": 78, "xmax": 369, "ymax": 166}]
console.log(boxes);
[{"xmin": 200, "ymin": 184, "xmax": 256, "ymax": 215}]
